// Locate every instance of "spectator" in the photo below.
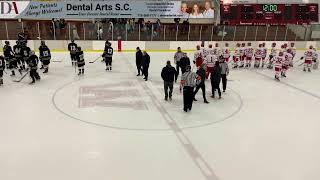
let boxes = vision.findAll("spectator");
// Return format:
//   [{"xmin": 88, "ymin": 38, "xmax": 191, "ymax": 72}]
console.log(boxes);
[
  {"xmin": 141, "ymin": 51, "xmax": 150, "ymax": 81},
  {"xmin": 136, "ymin": 47, "xmax": 143, "ymax": 76},
  {"xmin": 97, "ymin": 27, "xmax": 103, "ymax": 40},
  {"xmin": 180, "ymin": 53, "xmax": 190, "ymax": 74},
  {"xmin": 88, "ymin": 20, "xmax": 95, "ymax": 40},
  {"xmin": 161, "ymin": 61, "xmax": 177, "ymax": 101},
  {"xmin": 72, "ymin": 24, "xmax": 80, "ymax": 40},
  {"xmin": 220, "ymin": 57, "xmax": 229, "ymax": 92},
  {"xmin": 203, "ymin": 1, "xmax": 214, "ymax": 18},
  {"xmin": 180, "ymin": 3, "xmax": 190, "ymax": 18},
  {"xmin": 211, "ymin": 61, "xmax": 222, "ymax": 99},
  {"xmin": 193, "ymin": 64, "xmax": 209, "ymax": 103},
  {"xmin": 181, "ymin": 65, "xmax": 197, "ymax": 112},
  {"xmin": 190, "ymin": 4, "xmax": 204, "ymax": 18}
]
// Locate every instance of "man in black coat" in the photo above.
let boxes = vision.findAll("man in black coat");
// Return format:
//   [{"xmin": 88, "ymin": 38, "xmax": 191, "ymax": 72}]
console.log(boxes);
[
  {"xmin": 194, "ymin": 64, "xmax": 209, "ymax": 104},
  {"xmin": 141, "ymin": 51, "xmax": 150, "ymax": 81},
  {"xmin": 136, "ymin": 47, "xmax": 143, "ymax": 76},
  {"xmin": 161, "ymin": 61, "xmax": 177, "ymax": 101},
  {"xmin": 211, "ymin": 61, "xmax": 222, "ymax": 99},
  {"xmin": 179, "ymin": 53, "xmax": 190, "ymax": 74}
]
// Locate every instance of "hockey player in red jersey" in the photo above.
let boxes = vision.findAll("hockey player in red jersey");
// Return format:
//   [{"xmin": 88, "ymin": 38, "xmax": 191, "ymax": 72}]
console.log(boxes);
[
  {"xmin": 302, "ymin": 46, "xmax": 316, "ymax": 72},
  {"xmin": 245, "ymin": 42, "xmax": 253, "ymax": 68},
  {"xmin": 222, "ymin": 43, "xmax": 231, "ymax": 62},
  {"xmin": 254, "ymin": 44, "xmax": 263, "ymax": 68},
  {"xmin": 239, "ymin": 43, "xmax": 246, "ymax": 68},
  {"xmin": 272, "ymin": 51, "xmax": 285, "ymax": 81},
  {"xmin": 282, "ymin": 50, "xmax": 293, "ymax": 77},
  {"xmin": 194, "ymin": 45, "xmax": 204, "ymax": 68},
  {"xmin": 233, "ymin": 43, "xmax": 241, "ymax": 68}
]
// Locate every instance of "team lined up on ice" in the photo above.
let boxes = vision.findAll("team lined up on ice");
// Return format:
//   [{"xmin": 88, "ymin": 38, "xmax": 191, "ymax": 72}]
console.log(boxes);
[{"xmin": 193, "ymin": 42, "xmax": 318, "ymax": 81}]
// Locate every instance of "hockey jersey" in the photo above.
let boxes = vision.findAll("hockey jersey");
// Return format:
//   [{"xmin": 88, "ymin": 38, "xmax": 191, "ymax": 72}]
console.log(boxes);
[
  {"xmin": 3, "ymin": 45, "xmax": 13, "ymax": 58},
  {"xmin": 76, "ymin": 51, "xmax": 85, "ymax": 66},
  {"xmin": 304, "ymin": 49, "xmax": 316, "ymax": 62},
  {"xmin": 213, "ymin": 47, "xmax": 222, "ymax": 57},
  {"xmin": 28, "ymin": 55, "xmax": 39, "ymax": 70},
  {"xmin": 68, "ymin": 43, "xmax": 78, "ymax": 54},
  {"xmin": 284, "ymin": 52, "xmax": 293, "ymax": 66},
  {"xmin": 222, "ymin": 47, "xmax": 230, "ymax": 59},
  {"xmin": 103, "ymin": 46, "xmax": 114, "ymax": 58},
  {"xmin": 245, "ymin": 46, "xmax": 254, "ymax": 58},
  {"xmin": 205, "ymin": 54, "xmax": 217, "ymax": 68},
  {"xmin": 39, "ymin": 45, "xmax": 51, "ymax": 60},
  {"xmin": 21, "ymin": 46, "xmax": 31, "ymax": 59},
  {"xmin": 255, "ymin": 48, "xmax": 264, "ymax": 59},
  {"xmin": 13, "ymin": 44, "xmax": 22, "ymax": 58},
  {"xmin": 270, "ymin": 47, "xmax": 278, "ymax": 56},
  {"xmin": 272, "ymin": 55, "xmax": 285, "ymax": 69},
  {"xmin": 234, "ymin": 47, "xmax": 241, "ymax": 58}
]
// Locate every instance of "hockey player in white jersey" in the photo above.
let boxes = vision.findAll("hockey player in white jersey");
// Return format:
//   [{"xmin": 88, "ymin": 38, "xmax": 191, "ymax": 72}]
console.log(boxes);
[
  {"xmin": 233, "ymin": 43, "xmax": 241, "ymax": 68},
  {"xmin": 261, "ymin": 42, "xmax": 268, "ymax": 68},
  {"xmin": 289, "ymin": 43, "xmax": 296, "ymax": 64},
  {"xmin": 254, "ymin": 44, "xmax": 264, "ymax": 68},
  {"xmin": 205, "ymin": 52, "xmax": 217, "ymax": 79},
  {"xmin": 213, "ymin": 43, "xmax": 222, "ymax": 57},
  {"xmin": 267, "ymin": 43, "xmax": 277, "ymax": 69},
  {"xmin": 245, "ymin": 42, "xmax": 254, "ymax": 68},
  {"xmin": 272, "ymin": 51, "xmax": 285, "ymax": 81},
  {"xmin": 194, "ymin": 45, "xmax": 204, "ymax": 68},
  {"xmin": 222, "ymin": 43, "xmax": 231, "ymax": 63},
  {"xmin": 239, "ymin": 43, "xmax": 246, "ymax": 68},
  {"xmin": 207, "ymin": 44, "xmax": 214, "ymax": 56},
  {"xmin": 302, "ymin": 46, "xmax": 316, "ymax": 72},
  {"xmin": 282, "ymin": 50, "xmax": 293, "ymax": 77}
]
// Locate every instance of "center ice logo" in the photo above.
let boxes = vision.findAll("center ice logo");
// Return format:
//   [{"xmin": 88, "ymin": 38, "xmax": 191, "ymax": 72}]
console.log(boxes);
[{"xmin": 78, "ymin": 82, "xmax": 147, "ymax": 110}]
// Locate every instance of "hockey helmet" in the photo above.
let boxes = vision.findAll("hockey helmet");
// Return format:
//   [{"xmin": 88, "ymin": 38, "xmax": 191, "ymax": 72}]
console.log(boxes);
[
  {"xmin": 71, "ymin": 39, "xmax": 75, "ymax": 43},
  {"xmin": 209, "ymin": 44, "xmax": 213, "ymax": 48},
  {"xmin": 225, "ymin": 43, "xmax": 229, "ymax": 47},
  {"xmin": 5, "ymin": 41, "xmax": 9, "ymax": 45},
  {"xmin": 196, "ymin": 45, "xmax": 200, "ymax": 50},
  {"xmin": 272, "ymin": 42, "xmax": 276, "ymax": 47},
  {"xmin": 279, "ymin": 51, "xmax": 284, "ymax": 56},
  {"xmin": 78, "ymin": 46, "xmax": 82, "ymax": 51},
  {"xmin": 248, "ymin": 42, "xmax": 251, "ymax": 46},
  {"xmin": 287, "ymin": 48, "xmax": 292, "ymax": 53},
  {"xmin": 200, "ymin": 42, "xmax": 204, "ymax": 47},
  {"xmin": 309, "ymin": 45, "xmax": 313, "ymax": 49},
  {"xmin": 41, "ymin": 40, "xmax": 45, "ymax": 46},
  {"xmin": 259, "ymin": 44, "xmax": 262, "ymax": 48},
  {"xmin": 290, "ymin": 42, "xmax": 295, "ymax": 47},
  {"xmin": 215, "ymin": 43, "xmax": 219, "ymax": 47},
  {"xmin": 30, "ymin": 50, "xmax": 35, "ymax": 55},
  {"xmin": 236, "ymin": 43, "xmax": 240, "ymax": 47},
  {"xmin": 241, "ymin": 43, "xmax": 245, "ymax": 47}
]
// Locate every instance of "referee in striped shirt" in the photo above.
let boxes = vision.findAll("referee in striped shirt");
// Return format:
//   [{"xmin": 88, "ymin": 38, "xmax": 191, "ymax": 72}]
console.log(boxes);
[{"xmin": 180, "ymin": 65, "xmax": 197, "ymax": 112}]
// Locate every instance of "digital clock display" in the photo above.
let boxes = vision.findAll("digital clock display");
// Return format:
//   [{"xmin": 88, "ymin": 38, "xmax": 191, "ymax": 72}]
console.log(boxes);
[{"xmin": 262, "ymin": 4, "xmax": 278, "ymax": 12}]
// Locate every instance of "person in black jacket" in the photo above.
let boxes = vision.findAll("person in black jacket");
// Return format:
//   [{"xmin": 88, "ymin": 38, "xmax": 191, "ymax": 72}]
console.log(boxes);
[
  {"xmin": 136, "ymin": 47, "xmax": 143, "ymax": 76},
  {"xmin": 179, "ymin": 53, "xmax": 190, "ymax": 74},
  {"xmin": 193, "ymin": 64, "xmax": 209, "ymax": 103},
  {"xmin": 28, "ymin": 51, "xmax": 41, "ymax": 84},
  {"xmin": 211, "ymin": 61, "xmax": 222, "ymax": 99},
  {"xmin": 141, "ymin": 51, "xmax": 150, "ymax": 81},
  {"xmin": 161, "ymin": 61, "xmax": 177, "ymax": 101}
]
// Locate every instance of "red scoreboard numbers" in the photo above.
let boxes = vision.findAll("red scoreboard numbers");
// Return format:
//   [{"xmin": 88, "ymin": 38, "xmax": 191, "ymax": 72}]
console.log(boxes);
[{"xmin": 220, "ymin": 4, "xmax": 319, "ymax": 25}]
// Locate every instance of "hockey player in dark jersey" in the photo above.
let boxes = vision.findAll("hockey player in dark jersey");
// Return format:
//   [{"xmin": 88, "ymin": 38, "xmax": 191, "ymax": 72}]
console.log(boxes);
[
  {"xmin": 13, "ymin": 41, "xmax": 23, "ymax": 73},
  {"xmin": 76, "ymin": 47, "xmax": 85, "ymax": 75},
  {"xmin": 20, "ymin": 41, "xmax": 30, "ymax": 70},
  {"xmin": 28, "ymin": 51, "xmax": 41, "ymax": 84},
  {"xmin": 68, "ymin": 40, "xmax": 78, "ymax": 66},
  {"xmin": 4, "ymin": 41, "xmax": 18, "ymax": 76},
  {"xmin": 102, "ymin": 41, "xmax": 113, "ymax": 71},
  {"xmin": 0, "ymin": 55, "xmax": 5, "ymax": 86},
  {"xmin": 39, "ymin": 41, "xmax": 51, "ymax": 73}
]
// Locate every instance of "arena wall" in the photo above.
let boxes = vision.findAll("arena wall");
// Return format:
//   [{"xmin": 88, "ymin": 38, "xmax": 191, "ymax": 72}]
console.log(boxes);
[{"xmin": 1, "ymin": 40, "xmax": 319, "ymax": 52}]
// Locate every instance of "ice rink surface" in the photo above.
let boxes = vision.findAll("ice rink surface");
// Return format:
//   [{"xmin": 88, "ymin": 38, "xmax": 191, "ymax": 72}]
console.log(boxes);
[{"xmin": 1, "ymin": 51, "xmax": 320, "ymax": 180}]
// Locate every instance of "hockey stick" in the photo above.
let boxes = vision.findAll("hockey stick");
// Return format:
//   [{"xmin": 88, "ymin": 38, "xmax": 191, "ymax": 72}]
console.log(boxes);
[
  {"xmin": 3, "ymin": 70, "xmax": 7, "ymax": 74},
  {"xmin": 52, "ymin": 60, "xmax": 62, "ymax": 63},
  {"xmin": 298, "ymin": 62, "xmax": 304, "ymax": 66},
  {"xmin": 13, "ymin": 71, "xmax": 29, "ymax": 82},
  {"xmin": 89, "ymin": 56, "xmax": 101, "ymax": 63}
]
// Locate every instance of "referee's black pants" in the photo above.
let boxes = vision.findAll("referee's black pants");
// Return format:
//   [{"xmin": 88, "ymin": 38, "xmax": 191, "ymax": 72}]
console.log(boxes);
[{"xmin": 183, "ymin": 86, "xmax": 194, "ymax": 111}]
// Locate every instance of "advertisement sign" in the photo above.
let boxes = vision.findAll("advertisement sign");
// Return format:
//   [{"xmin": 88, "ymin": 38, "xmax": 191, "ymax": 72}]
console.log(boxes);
[{"xmin": 0, "ymin": 0, "xmax": 216, "ymax": 19}]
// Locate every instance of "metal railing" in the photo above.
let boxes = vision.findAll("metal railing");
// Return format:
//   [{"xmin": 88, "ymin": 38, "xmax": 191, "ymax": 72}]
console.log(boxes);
[{"xmin": 0, "ymin": 20, "xmax": 309, "ymax": 41}]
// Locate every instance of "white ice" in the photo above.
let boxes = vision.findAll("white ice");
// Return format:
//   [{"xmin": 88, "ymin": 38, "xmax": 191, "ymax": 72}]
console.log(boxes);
[{"xmin": 1, "ymin": 51, "xmax": 320, "ymax": 180}]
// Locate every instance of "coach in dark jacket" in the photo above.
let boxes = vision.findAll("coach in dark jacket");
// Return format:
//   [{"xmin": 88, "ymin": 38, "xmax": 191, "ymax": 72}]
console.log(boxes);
[
  {"xmin": 179, "ymin": 53, "xmax": 190, "ymax": 74},
  {"xmin": 211, "ymin": 61, "xmax": 222, "ymax": 99},
  {"xmin": 141, "ymin": 51, "xmax": 150, "ymax": 81},
  {"xmin": 161, "ymin": 61, "xmax": 177, "ymax": 101},
  {"xmin": 193, "ymin": 64, "xmax": 209, "ymax": 104},
  {"xmin": 136, "ymin": 47, "xmax": 143, "ymax": 76}
]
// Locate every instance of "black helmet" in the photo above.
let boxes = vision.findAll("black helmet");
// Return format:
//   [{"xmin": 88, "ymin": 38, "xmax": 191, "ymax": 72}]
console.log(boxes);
[
  {"xmin": 5, "ymin": 41, "xmax": 9, "ymax": 45},
  {"xmin": 41, "ymin": 40, "xmax": 45, "ymax": 46},
  {"xmin": 78, "ymin": 46, "xmax": 82, "ymax": 51},
  {"xmin": 71, "ymin": 39, "xmax": 75, "ymax": 43}
]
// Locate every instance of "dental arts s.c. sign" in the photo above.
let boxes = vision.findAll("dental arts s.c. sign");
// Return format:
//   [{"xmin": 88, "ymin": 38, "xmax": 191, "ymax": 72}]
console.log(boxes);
[{"xmin": 0, "ymin": 1, "xmax": 186, "ymax": 19}]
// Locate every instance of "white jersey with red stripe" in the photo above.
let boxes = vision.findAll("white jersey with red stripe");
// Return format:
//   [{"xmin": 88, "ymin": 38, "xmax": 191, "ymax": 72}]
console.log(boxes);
[
  {"xmin": 222, "ymin": 47, "xmax": 231, "ymax": 58},
  {"xmin": 205, "ymin": 54, "xmax": 217, "ymax": 68},
  {"xmin": 262, "ymin": 47, "xmax": 267, "ymax": 58},
  {"xmin": 289, "ymin": 47, "xmax": 296, "ymax": 56},
  {"xmin": 273, "ymin": 55, "xmax": 285, "ymax": 69},
  {"xmin": 271, "ymin": 47, "xmax": 278, "ymax": 56},
  {"xmin": 284, "ymin": 52, "xmax": 293, "ymax": 66},
  {"xmin": 207, "ymin": 48, "xmax": 214, "ymax": 56},
  {"xmin": 245, "ymin": 46, "xmax": 254, "ymax": 58},
  {"xmin": 304, "ymin": 49, "xmax": 316, "ymax": 61},
  {"xmin": 200, "ymin": 47, "xmax": 207, "ymax": 57},
  {"xmin": 194, "ymin": 50, "xmax": 204, "ymax": 61},
  {"xmin": 255, "ymin": 48, "xmax": 264, "ymax": 59},
  {"xmin": 213, "ymin": 47, "xmax": 222, "ymax": 57},
  {"xmin": 240, "ymin": 47, "xmax": 245, "ymax": 56},
  {"xmin": 234, "ymin": 47, "xmax": 241, "ymax": 57}
]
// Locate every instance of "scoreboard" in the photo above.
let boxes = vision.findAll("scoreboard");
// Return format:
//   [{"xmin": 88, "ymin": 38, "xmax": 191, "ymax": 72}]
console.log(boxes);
[{"xmin": 220, "ymin": 4, "xmax": 319, "ymax": 25}]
